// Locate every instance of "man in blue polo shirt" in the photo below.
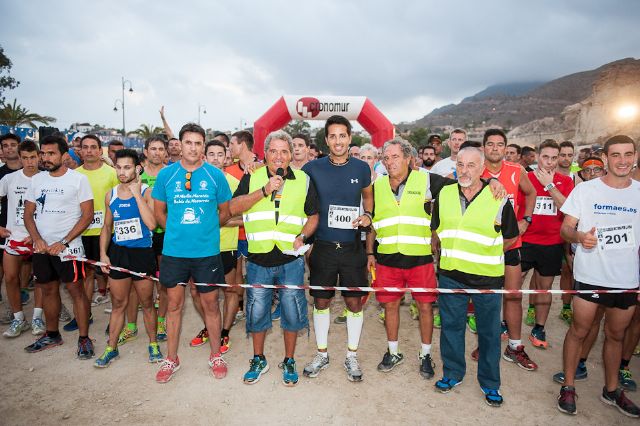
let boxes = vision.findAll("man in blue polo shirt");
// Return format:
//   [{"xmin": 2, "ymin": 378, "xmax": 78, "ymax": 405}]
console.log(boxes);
[{"xmin": 152, "ymin": 123, "xmax": 232, "ymax": 383}]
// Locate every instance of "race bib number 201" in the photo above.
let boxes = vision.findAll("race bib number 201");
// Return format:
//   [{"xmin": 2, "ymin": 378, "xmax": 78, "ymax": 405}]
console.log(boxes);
[
  {"xmin": 327, "ymin": 205, "xmax": 359, "ymax": 229},
  {"xmin": 597, "ymin": 224, "xmax": 635, "ymax": 251}
]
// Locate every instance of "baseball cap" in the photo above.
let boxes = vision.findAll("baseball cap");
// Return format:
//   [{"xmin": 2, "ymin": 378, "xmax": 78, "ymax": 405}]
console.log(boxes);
[{"xmin": 73, "ymin": 132, "xmax": 86, "ymax": 140}]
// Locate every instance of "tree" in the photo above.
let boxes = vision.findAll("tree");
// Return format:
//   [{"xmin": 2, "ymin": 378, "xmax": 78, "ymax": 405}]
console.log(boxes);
[
  {"xmin": 351, "ymin": 134, "xmax": 371, "ymax": 147},
  {"xmin": 407, "ymin": 127, "xmax": 429, "ymax": 147},
  {"xmin": 313, "ymin": 128, "xmax": 328, "ymax": 155},
  {"xmin": 0, "ymin": 99, "xmax": 55, "ymax": 127},
  {"xmin": 283, "ymin": 120, "xmax": 311, "ymax": 136},
  {"xmin": 0, "ymin": 45, "xmax": 19, "ymax": 106},
  {"xmin": 132, "ymin": 123, "xmax": 164, "ymax": 139}
]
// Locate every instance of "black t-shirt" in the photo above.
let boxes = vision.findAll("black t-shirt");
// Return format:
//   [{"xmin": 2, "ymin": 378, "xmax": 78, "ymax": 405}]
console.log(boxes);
[
  {"xmin": 0, "ymin": 164, "xmax": 21, "ymax": 228},
  {"xmin": 233, "ymin": 166, "xmax": 319, "ymax": 267},
  {"xmin": 431, "ymin": 181, "xmax": 519, "ymax": 289},
  {"xmin": 373, "ymin": 169, "xmax": 456, "ymax": 269}
]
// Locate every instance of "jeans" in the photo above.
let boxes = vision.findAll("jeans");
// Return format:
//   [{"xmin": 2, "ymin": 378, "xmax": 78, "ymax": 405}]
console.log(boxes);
[
  {"xmin": 438, "ymin": 274, "xmax": 502, "ymax": 389},
  {"xmin": 245, "ymin": 257, "xmax": 308, "ymax": 333}
]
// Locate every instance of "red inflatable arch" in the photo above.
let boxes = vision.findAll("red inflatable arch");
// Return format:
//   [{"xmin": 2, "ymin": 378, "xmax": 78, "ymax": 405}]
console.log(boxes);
[{"xmin": 253, "ymin": 95, "xmax": 395, "ymax": 159}]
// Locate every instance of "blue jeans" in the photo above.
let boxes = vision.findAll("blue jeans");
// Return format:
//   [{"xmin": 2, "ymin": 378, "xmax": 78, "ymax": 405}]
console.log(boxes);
[
  {"xmin": 438, "ymin": 274, "xmax": 502, "ymax": 389},
  {"xmin": 245, "ymin": 257, "xmax": 308, "ymax": 333}
]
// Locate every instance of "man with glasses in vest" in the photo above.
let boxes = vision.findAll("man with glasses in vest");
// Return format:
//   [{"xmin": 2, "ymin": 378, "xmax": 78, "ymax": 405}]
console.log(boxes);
[
  {"xmin": 230, "ymin": 130, "xmax": 319, "ymax": 386},
  {"xmin": 432, "ymin": 146, "xmax": 519, "ymax": 407}
]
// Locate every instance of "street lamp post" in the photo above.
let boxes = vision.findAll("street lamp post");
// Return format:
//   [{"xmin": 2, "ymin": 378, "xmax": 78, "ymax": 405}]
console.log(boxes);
[
  {"xmin": 198, "ymin": 103, "xmax": 207, "ymax": 125},
  {"xmin": 113, "ymin": 77, "xmax": 133, "ymax": 137}
]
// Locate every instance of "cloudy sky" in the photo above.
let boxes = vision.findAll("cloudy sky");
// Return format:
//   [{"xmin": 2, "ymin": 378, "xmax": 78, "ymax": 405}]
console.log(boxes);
[{"xmin": 1, "ymin": 0, "xmax": 639, "ymax": 133}]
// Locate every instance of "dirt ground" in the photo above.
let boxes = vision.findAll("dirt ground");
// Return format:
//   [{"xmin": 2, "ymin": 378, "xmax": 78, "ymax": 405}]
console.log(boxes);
[{"xmin": 0, "ymin": 278, "xmax": 637, "ymax": 426}]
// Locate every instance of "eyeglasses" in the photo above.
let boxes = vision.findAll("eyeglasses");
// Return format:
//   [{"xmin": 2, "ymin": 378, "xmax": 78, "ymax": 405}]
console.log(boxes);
[
  {"xmin": 583, "ymin": 167, "xmax": 603, "ymax": 175},
  {"xmin": 185, "ymin": 171, "xmax": 192, "ymax": 191}
]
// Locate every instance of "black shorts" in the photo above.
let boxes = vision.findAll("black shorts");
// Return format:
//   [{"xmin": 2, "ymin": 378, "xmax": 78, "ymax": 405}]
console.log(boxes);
[
  {"xmin": 81, "ymin": 235, "xmax": 103, "ymax": 275},
  {"xmin": 520, "ymin": 242, "xmax": 563, "ymax": 277},
  {"xmin": 32, "ymin": 254, "xmax": 86, "ymax": 284},
  {"xmin": 152, "ymin": 232, "xmax": 164, "ymax": 257},
  {"xmin": 504, "ymin": 248, "xmax": 521, "ymax": 266},
  {"xmin": 108, "ymin": 244, "xmax": 157, "ymax": 281},
  {"xmin": 159, "ymin": 255, "xmax": 225, "ymax": 294},
  {"xmin": 221, "ymin": 250, "xmax": 237, "ymax": 275},
  {"xmin": 575, "ymin": 281, "xmax": 638, "ymax": 310},
  {"xmin": 309, "ymin": 240, "xmax": 368, "ymax": 299}
]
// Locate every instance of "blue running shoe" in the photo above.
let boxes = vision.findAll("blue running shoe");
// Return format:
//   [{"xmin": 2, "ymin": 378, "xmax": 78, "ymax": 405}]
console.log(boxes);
[
  {"xmin": 243, "ymin": 356, "xmax": 269, "ymax": 384},
  {"xmin": 77, "ymin": 337, "xmax": 95, "ymax": 360},
  {"xmin": 148, "ymin": 342, "xmax": 163, "ymax": 363},
  {"xmin": 280, "ymin": 358, "xmax": 298, "ymax": 386},
  {"xmin": 620, "ymin": 369, "xmax": 637, "ymax": 392},
  {"xmin": 481, "ymin": 387, "xmax": 504, "ymax": 407},
  {"xmin": 435, "ymin": 377, "xmax": 462, "ymax": 393},
  {"xmin": 63, "ymin": 314, "xmax": 93, "ymax": 332},
  {"xmin": 94, "ymin": 346, "xmax": 119, "ymax": 368},
  {"xmin": 553, "ymin": 361, "xmax": 588, "ymax": 384},
  {"xmin": 20, "ymin": 289, "xmax": 30, "ymax": 306},
  {"xmin": 271, "ymin": 303, "xmax": 281, "ymax": 321}
]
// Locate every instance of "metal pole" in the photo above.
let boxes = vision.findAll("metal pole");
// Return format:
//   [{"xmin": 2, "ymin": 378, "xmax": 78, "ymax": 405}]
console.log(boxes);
[{"xmin": 121, "ymin": 76, "xmax": 126, "ymax": 137}]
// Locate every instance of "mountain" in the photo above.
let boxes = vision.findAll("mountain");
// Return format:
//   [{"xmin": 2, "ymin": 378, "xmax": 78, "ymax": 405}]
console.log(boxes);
[{"xmin": 406, "ymin": 59, "xmax": 635, "ymax": 130}]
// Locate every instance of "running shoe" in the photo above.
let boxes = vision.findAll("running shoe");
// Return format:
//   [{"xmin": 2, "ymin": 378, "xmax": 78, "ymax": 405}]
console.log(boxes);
[
  {"xmin": 529, "ymin": 327, "xmax": 549, "ymax": 349},
  {"xmin": 552, "ymin": 361, "xmax": 588, "ymax": 384},
  {"xmin": 220, "ymin": 336, "xmax": 230, "ymax": 354},
  {"xmin": 280, "ymin": 358, "xmax": 299, "ymax": 386},
  {"xmin": 559, "ymin": 306, "xmax": 573, "ymax": 326},
  {"xmin": 63, "ymin": 314, "xmax": 93, "ymax": 332},
  {"xmin": 148, "ymin": 342, "xmax": 163, "ymax": 363},
  {"xmin": 156, "ymin": 320, "xmax": 167, "ymax": 342},
  {"xmin": 77, "ymin": 337, "xmax": 95, "ymax": 360},
  {"xmin": 117, "ymin": 327, "xmax": 138, "ymax": 346},
  {"xmin": 467, "ymin": 314, "xmax": 477, "ymax": 334},
  {"xmin": 377, "ymin": 309, "xmax": 385, "ymax": 324},
  {"xmin": 59, "ymin": 304, "xmax": 72, "ymax": 322},
  {"xmin": 419, "ymin": 353, "xmax": 435, "ymax": 379},
  {"xmin": 103, "ymin": 304, "xmax": 112, "ymax": 314},
  {"xmin": 190, "ymin": 328, "xmax": 209, "ymax": 347},
  {"xmin": 94, "ymin": 346, "xmax": 119, "ymax": 368},
  {"xmin": 500, "ymin": 320, "xmax": 508, "ymax": 341},
  {"xmin": 481, "ymin": 387, "xmax": 503, "ymax": 407},
  {"xmin": 208, "ymin": 352, "xmax": 227, "ymax": 379},
  {"xmin": 0, "ymin": 305, "xmax": 13, "ymax": 325},
  {"xmin": 377, "ymin": 351, "xmax": 404, "ymax": 372},
  {"xmin": 303, "ymin": 353, "xmax": 330, "ymax": 378},
  {"xmin": 620, "ymin": 369, "xmax": 637, "ymax": 392},
  {"xmin": 3, "ymin": 318, "xmax": 30, "ymax": 337},
  {"xmin": 433, "ymin": 313, "xmax": 441, "ymax": 329},
  {"xmin": 91, "ymin": 293, "xmax": 110, "ymax": 307},
  {"xmin": 525, "ymin": 306, "xmax": 535, "ymax": 326},
  {"xmin": 601, "ymin": 387, "xmax": 640, "ymax": 418},
  {"xmin": 234, "ymin": 310, "xmax": 246, "ymax": 325},
  {"xmin": 24, "ymin": 333, "xmax": 63, "ymax": 353},
  {"xmin": 502, "ymin": 345, "xmax": 538, "ymax": 371},
  {"xmin": 435, "ymin": 377, "xmax": 462, "ymax": 393},
  {"xmin": 409, "ymin": 301, "xmax": 419, "ymax": 320},
  {"xmin": 243, "ymin": 356, "xmax": 269, "ymax": 384},
  {"xmin": 156, "ymin": 357, "xmax": 180, "ymax": 383},
  {"xmin": 271, "ymin": 303, "xmax": 281, "ymax": 321},
  {"xmin": 20, "ymin": 290, "xmax": 30, "ymax": 306},
  {"xmin": 334, "ymin": 308, "xmax": 347, "ymax": 324},
  {"xmin": 31, "ymin": 318, "xmax": 45, "ymax": 336},
  {"xmin": 344, "ymin": 355, "xmax": 363, "ymax": 382},
  {"xmin": 557, "ymin": 385, "xmax": 577, "ymax": 415}
]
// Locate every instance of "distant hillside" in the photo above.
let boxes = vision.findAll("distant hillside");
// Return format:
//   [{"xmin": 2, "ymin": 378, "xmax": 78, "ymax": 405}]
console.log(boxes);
[{"xmin": 405, "ymin": 59, "xmax": 635, "ymax": 130}]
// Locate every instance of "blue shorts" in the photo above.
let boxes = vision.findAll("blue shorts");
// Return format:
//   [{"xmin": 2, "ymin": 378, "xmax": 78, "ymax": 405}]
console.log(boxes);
[
  {"xmin": 159, "ymin": 255, "xmax": 225, "ymax": 294},
  {"xmin": 236, "ymin": 239, "xmax": 248, "ymax": 258},
  {"xmin": 245, "ymin": 257, "xmax": 308, "ymax": 333}
]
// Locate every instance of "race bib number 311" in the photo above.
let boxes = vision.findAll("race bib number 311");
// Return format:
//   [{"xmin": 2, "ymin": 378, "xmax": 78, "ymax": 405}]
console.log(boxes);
[
  {"xmin": 597, "ymin": 224, "xmax": 635, "ymax": 251},
  {"xmin": 328, "ymin": 205, "xmax": 359, "ymax": 229},
  {"xmin": 534, "ymin": 196, "xmax": 557, "ymax": 216}
]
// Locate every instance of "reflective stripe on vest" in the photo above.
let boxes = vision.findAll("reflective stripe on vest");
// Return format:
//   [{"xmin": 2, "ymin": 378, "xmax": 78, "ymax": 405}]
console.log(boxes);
[
  {"xmin": 243, "ymin": 167, "xmax": 308, "ymax": 253},
  {"xmin": 436, "ymin": 184, "xmax": 505, "ymax": 277},
  {"xmin": 372, "ymin": 171, "xmax": 432, "ymax": 256}
]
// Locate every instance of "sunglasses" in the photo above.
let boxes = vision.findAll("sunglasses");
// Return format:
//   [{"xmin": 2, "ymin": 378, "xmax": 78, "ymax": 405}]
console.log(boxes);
[
  {"xmin": 583, "ymin": 167, "xmax": 603, "ymax": 175},
  {"xmin": 185, "ymin": 172, "xmax": 192, "ymax": 191}
]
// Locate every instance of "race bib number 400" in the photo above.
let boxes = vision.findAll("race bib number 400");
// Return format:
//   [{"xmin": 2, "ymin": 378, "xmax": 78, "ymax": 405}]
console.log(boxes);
[
  {"xmin": 534, "ymin": 196, "xmax": 557, "ymax": 216},
  {"xmin": 597, "ymin": 224, "xmax": 635, "ymax": 251},
  {"xmin": 88, "ymin": 211, "xmax": 104, "ymax": 229},
  {"xmin": 114, "ymin": 218, "xmax": 143, "ymax": 242},
  {"xmin": 328, "ymin": 205, "xmax": 359, "ymax": 229}
]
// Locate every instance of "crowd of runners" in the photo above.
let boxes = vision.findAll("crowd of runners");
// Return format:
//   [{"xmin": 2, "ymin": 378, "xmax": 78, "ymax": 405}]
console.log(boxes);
[{"xmin": 0, "ymin": 110, "xmax": 639, "ymax": 418}]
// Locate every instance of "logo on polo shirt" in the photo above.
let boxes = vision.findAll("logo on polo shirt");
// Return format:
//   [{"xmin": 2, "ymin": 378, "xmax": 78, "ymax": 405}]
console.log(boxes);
[{"xmin": 351, "ymin": 179, "xmax": 358, "ymax": 184}]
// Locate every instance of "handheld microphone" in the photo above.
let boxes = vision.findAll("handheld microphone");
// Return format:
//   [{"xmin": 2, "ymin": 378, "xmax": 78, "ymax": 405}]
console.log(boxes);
[{"xmin": 271, "ymin": 168, "xmax": 285, "ymax": 201}]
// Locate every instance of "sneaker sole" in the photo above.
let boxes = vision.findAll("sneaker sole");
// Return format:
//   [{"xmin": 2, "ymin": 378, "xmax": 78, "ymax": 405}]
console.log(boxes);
[
  {"xmin": 557, "ymin": 400, "xmax": 577, "ymax": 415},
  {"xmin": 243, "ymin": 364, "xmax": 270, "ymax": 384},
  {"xmin": 303, "ymin": 362, "xmax": 329, "ymax": 378},
  {"xmin": 156, "ymin": 364, "xmax": 181, "ymax": 384},
  {"xmin": 435, "ymin": 380, "xmax": 462, "ymax": 393},
  {"xmin": 377, "ymin": 357, "xmax": 404, "ymax": 373},
  {"xmin": 600, "ymin": 394, "xmax": 640, "ymax": 418},
  {"xmin": 25, "ymin": 340, "xmax": 63, "ymax": 353},
  {"xmin": 211, "ymin": 367, "xmax": 227, "ymax": 379},
  {"xmin": 502, "ymin": 353, "xmax": 537, "ymax": 372},
  {"xmin": 282, "ymin": 377, "xmax": 298, "ymax": 387}
]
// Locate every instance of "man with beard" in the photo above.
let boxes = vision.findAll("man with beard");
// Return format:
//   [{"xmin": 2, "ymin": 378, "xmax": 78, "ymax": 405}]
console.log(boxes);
[{"xmin": 421, "ymin": 145, "xmax": 437, "ymax": 171}]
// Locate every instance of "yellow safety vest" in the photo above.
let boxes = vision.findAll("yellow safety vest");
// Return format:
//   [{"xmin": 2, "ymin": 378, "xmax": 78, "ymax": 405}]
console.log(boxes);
[{"xmin": 220, "ymin": 173, "xmax": 240, "ymax": 252}]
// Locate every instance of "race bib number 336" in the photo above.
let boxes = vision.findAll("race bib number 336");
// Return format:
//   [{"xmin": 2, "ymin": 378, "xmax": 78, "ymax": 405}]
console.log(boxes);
[{"xmin": 114, "ymin": 218, "xmax": 143, "ymax": 242}]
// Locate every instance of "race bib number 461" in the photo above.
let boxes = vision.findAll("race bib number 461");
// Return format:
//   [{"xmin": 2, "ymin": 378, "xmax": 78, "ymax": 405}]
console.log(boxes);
[
  {"xmin": 328, "ymin": 205, "xmax": 359, "ymax": 229},
  {"xmin": 597, "ymin": 224, "xmax": 635, "ymax": 251}
]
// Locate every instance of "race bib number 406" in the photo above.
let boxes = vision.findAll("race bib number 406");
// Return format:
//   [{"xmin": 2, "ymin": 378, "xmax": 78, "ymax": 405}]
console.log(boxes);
[
  {"xmin": 534, "ymin": 196, "xmax": 557, "ymax": 216},
  {"xmin": 328, "ymin": 205, "xmax": 359, "ymax": 229},
  {"xmin": 597, "ymin": 224, "xmax": 635, "ymax": 251}
]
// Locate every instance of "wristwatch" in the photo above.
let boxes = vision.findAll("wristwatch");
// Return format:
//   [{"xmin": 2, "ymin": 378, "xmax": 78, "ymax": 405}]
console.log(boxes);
[
  {"xmin": 544, "ymin": 183, "xmax": 555, "ymax": 192},
  {"xmin": 59, "ymin": 238, "xmax": 70, "ymax": 247},
  {"xmin": 296, "ymin": 233, "xmax": 306, "ymax": 243},
  {"xmin": 523, "ymin": 216, "xmax": 532, "ymax": 224}
]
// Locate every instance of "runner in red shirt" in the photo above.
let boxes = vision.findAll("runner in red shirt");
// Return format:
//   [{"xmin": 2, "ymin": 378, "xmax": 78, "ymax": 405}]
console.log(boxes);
[
  {"xmin": 479, "ymin": 129, "xmax": 538, "ymax": 371},
  {"xmin": 521, "ymin": 139, "xmax": 574, "ymax": 349}
]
